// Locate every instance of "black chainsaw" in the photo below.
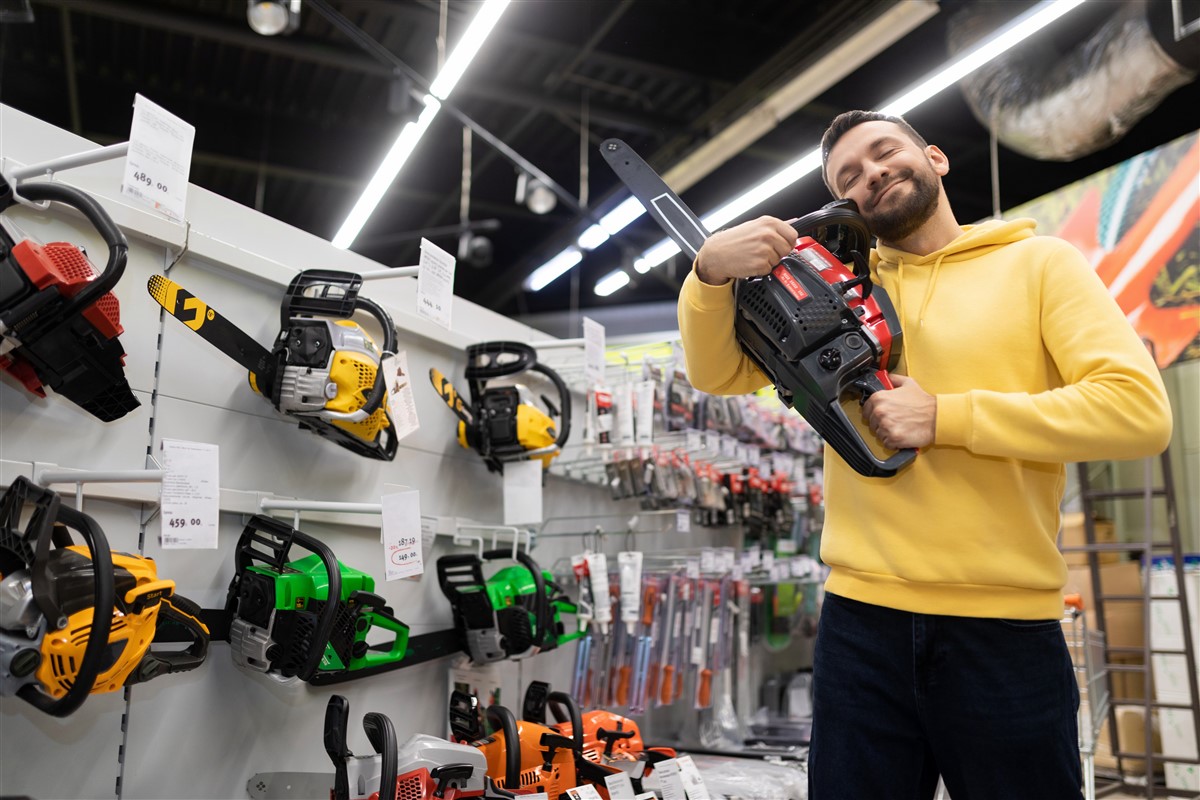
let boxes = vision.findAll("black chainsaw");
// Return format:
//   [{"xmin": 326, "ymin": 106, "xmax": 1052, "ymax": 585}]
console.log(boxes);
[
  {"xmin": 600, "ymin": 138, "xmax": 915, "ymax": 477},
  {"xmin": 148, "ymin": 269, "xmax": 399, "ymax": 460},
  {"xmin": 0, "ymin": 175, "xmax": 139, "ymax": 421}
]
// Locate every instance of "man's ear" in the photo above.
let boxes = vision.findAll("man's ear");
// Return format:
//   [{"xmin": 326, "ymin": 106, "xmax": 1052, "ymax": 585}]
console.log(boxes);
[{"xmin": 926, "ymin": 145, "xmax": 949, "ymax": 176}]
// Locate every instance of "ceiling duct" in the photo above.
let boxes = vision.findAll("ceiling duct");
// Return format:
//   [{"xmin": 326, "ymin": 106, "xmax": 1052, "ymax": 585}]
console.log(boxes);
[{"xmin": 948, "ymin": 0, "xmax": 1199, "ymax": 162}]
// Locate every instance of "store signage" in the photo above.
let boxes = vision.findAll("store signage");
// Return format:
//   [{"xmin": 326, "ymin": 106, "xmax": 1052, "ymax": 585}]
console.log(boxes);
[
  {"xmin": 417, "ymin": 237, "xmax": 456, "ymax": 330},
  {"xmin": 583, "ymin": 316, "xmax": 605, "ymax": 386},
  {"xmin": 382, "ymin": 490, "xmax": 423, "ymax": 581},
  {"xmin": 159, "ymin": 438, "xmax": 219, "ymax": 549},
  {"xmin": 122, "ymin": 94, "xmax": 194, "ymax": 222}
]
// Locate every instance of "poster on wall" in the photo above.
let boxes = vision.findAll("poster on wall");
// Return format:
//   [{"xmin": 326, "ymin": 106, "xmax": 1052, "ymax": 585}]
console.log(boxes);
[{"xmin": 1007, "ymin": 130, "xmax": 1199, "ymax": 369}]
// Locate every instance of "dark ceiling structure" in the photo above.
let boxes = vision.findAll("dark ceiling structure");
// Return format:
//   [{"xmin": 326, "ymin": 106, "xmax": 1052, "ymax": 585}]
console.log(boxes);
[{"xmin": 2, "ymin": 0, "xmax": 1197, "ymax": 326}]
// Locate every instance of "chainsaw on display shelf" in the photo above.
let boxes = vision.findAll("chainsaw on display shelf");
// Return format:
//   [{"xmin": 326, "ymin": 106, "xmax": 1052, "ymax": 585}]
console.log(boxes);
[
  {"xmin": 0, "ymin": 477, "xmax": 209, "ymax": 717},
  {"xmin": 221, "ymin": 514, "xmax": 411, "ymax": 686},
  {"xmin": 429, "ymin": 340, "xmax": 571, "ymax": 474},
  {"xmin": 600, "ymin": 138, "xmax": 915, "ymax": 478},
  {"xmin": 246, "ymin": 694, "xmax": 511, "ymax": 800},
  {"xmin": 147, "ymin": 268, "xmax": 399, "ymax": 460},
  {"xmin": 0, "ymin": 175, "xmax": 139, "ymax": 421},
  {"xmin": 436, "ymin": 547, "xmax": 582, "ymax": 665}
]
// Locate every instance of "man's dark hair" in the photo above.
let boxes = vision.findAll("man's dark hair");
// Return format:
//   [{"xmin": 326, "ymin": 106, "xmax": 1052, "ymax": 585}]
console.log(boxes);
[{"xmin": 820, "ymin": 110, "xmax": 928, "ymax": 193}]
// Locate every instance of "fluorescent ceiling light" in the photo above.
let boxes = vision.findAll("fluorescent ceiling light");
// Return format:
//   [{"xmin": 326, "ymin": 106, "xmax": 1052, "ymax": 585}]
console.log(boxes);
[
  {"xmin": 577, "ymin": 224, "xmax": 610, "ymax": 251},
  {"xmin": 332, "ymin": 0, "xmax": 511, "ymax": 249},
  {"xmin": 594, "ymin": 270, "xmax": 631, "ymax": 297},
  {"xmin": 596, "ymin": 0, "xmax": 1090, "ymax": 293},
  {"xmin": 524, "ymin": 248, "xmax": 583, "ymax": 292}
]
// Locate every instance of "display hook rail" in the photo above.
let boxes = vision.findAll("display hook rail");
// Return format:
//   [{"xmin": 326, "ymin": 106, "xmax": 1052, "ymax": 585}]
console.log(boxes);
[{"xmin": 35, "ymin": 464, "xmax": 164, "ymax": 512}]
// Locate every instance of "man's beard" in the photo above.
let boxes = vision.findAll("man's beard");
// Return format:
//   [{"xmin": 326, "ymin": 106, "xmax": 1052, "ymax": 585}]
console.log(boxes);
[{"xmin": 864, "ymin": 166, "xmax": 939, "ymax": 244}]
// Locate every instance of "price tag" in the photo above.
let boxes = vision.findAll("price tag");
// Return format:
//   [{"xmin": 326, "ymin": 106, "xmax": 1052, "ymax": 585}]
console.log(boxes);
[
  {"xmin": 380, "ymin": 350, "xmax": 420, "ymax": 442},
  {"xmin": 699, "ymin": 548, "xmax": 716, "ymax": 573},
  {"xmin": 122, "ymin": 94, "xmax": 194, "ymax": 222},
  {"xmin": 675, "ymin": 508, "xmax": 691, "ymax": 533},
  {"xmin": 655, "ymin": 759, "xmax": 688, "ymax": 800},
  {"xmin": 583, "ymin": 316, "xmax": 605, "ymax": 387},
  {"xmin": 159, "ymin": 439, "xmax": 219, "ymax": 549},
  {"xmin": 686, "ymin": 557, "xmax": 700, "ymax": 580},
  {"xmin": 381, "ymin": 491, "xmax": 423, "ymax": 581},
  {"xmin": 762, "ymin": 551, "xmax": 775, "ymax": 573},
  {"xmin": 790, "ymin": 556, "xmax": 807, "ymax": 578},
  {"xmin": 719, "ymin": 547, "xmax": 737, "ymax": 572},
  {"xmin": 747, "ymin": 444, "xmax": 761, "ymax": 467},
  {"xmin": 676, "ymin": 755, "xmax": 711, "ymax": 800},
  {"xmin": 720, "ymin": 434, "xmax": 737, "ymax": 459},
  {"xmin": 777, "ymin": 539, "xmax": 797, "ymax": 554},
  {"xmin": 524, "ymin": 794, "xmax": 548, "ymax": 800},
  {"xmin": 503, "ymin": 459, "xmax": 543, "ymax": 525},
  {"xmin": 686, "ymin": 428, "xmax": 703, "ymax": 452},
  {"xmin": 604, "ymin": 772, "xmax": 637, "ymax": 800},
  {"xmin": 748, "ymin": 543, "xmax": 762, "ymax": 569},
  {"xmin": 635, "ymin": 794, "xmax": 656, "ymax": 800},
  {"xmin": 566, "ymin": 786, "xmax": 604, "ymax": 800},
  {"xmin": 417, "ymin": 238, "xmax": 455, "ymax": 330}
]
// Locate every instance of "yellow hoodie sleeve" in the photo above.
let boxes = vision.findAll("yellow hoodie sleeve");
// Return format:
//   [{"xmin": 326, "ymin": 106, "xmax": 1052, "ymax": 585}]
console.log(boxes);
[
  {"xmin": 677, "ymin": 269, "xmax": 771, "ymax": 395},
  {"xmin": 935, "ymin": 239, "xmax": 1172, "ymax": 461}
]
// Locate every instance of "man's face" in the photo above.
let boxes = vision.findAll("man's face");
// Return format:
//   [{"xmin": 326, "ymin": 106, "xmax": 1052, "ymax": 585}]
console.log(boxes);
[{"xmin": 825, "ymin": 120, "xmax": 943, "ymax": 243}]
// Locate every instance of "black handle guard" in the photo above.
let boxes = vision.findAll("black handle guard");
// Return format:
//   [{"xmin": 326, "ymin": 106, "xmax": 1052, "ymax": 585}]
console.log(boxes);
[
  {"xmin": 227, "ymin": 514, "xmax": 342, "ymax": 682},
  {"xmin": 351, "ymin": 295, "xmax": 398, "ymax": 420},
  {"xmin": 3, "ymin": 181, "xmax": 129, "ymax": 330},
  {"xmin": 546, "ymin": 690, "xmax": 583, "ymax": 752},
  {"xmin": 325, "ymin": 695, "xmax": 352, "ymax": 800},
  {"xmin": 485, "ymin": 705, "xmax": 522, "ymax": 791},
  {"xmin": 362, "ymin": 711, "xmax": 398, "ymax": 800},
  {"xmin": 788, "ymin": 200, "xmax": 872, "ymax": 268},
  {"xmin": 0, "ymin": 478, "xmax": 116, "ymax": 717}
]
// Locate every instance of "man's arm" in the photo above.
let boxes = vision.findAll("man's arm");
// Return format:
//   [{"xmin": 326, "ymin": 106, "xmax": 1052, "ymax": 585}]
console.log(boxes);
[
  {"xmin": 677, "ymin": 217, "xmax": 797, "ymax": 395},
  {"xmin": 933, "ymin": 240, "xmax": 1172, "ymax": 462}
]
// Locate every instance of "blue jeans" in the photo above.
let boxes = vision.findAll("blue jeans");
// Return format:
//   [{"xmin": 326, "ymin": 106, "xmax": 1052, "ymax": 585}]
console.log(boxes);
[{"xmin": 808, "ymin": 592, "xmax": 1082, "ymax": 800}]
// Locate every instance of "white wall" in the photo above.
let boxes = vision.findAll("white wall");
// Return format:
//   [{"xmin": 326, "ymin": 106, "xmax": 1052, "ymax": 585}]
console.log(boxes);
[{"xmin": 0, "ymin": 105, "xmax": 739, "ymax": 799}]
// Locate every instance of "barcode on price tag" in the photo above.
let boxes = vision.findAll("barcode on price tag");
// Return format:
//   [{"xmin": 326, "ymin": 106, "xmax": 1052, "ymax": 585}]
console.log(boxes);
[
  {"xmin": 122, "ymin": 94, "xmax": 194, "ymax": 222},
  {"xmin": 417, "ymin": 238, "xmax": 455, "ymax": 330},
  {"xmin": 382, "ymin": 491, "xmax": 423, "ymax": 581}
]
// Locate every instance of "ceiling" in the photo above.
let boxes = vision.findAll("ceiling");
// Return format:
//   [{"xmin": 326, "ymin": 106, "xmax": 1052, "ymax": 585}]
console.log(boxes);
[{"xmin": 2, "ymin": 0, "xmax": 1198, "ymax": 328}]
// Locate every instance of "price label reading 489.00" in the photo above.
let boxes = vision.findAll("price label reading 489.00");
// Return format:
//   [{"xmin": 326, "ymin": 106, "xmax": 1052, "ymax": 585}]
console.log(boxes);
[{"xmin": 121, "ymin": 93, "xmax": 195, "ymax": 222}]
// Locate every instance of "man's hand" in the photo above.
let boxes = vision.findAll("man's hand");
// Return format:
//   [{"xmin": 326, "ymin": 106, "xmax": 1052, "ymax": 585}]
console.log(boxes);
[
  {"xmin": 862, "ymin": 374, "xmax": 936, "ymax": 450},
  {"xmin": 694, "ymin": 216, "xmax": 798, "ymax": 286}
]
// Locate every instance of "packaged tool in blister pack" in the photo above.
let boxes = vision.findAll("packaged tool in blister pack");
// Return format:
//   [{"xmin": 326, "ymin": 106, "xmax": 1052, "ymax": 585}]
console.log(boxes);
[
  {"xmin": 0, "ymin": 175, "xmax": 139, "ymax": 421},
  {"xmin": 0, "ymin": 477, "xmax": 208, "ymax": 716},
  {"xmin": 436, "ymin": 547, "xmax": 581, "ymax": 665},
  {"xmin": 149, "ymin": 269, "xmax": 400, "ymax": 460},
  {"xmin": 601, "ymin": 138, "xmax": 916, "ymax": 478},
  {"xmin": 224, "ymin": 514, "xmax": 409, "ymax": 685},
  {"xmin": 429, "ymin": 341, "xmax": 571, "ymax": 474}
]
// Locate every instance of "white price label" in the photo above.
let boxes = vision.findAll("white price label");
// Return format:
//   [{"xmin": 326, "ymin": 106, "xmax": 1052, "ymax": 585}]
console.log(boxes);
[
  {"xmin": 676, "ymin": 755, "xmax": 711, "ymax": 800},
  {"xmin": 720, "ymin": 434, "xmax": 737, "ymax": 459},
  {"xmin": 747, "ymin": 444, "xmax": 761, "ymax": 466},
  {"xmin": 503, "ymin": 459, "xmax": 543, "ymax": 525},
  {"xmin": 604, "ymin": 772, "xmax": 637, "ymax": 800},
  {"xmin": 122, "ymin": 94, "xmax": 194, "ymax": 221},
  {"xmin": 381, "ymin": 351, "xmax": 420, "ymax": 442},
  {"xmin": 676, "ymin": 508, "xmax": 691, "ymax": 533},
  {"xmin": 699, "ymin": 548, "xmax": 716, "ymax": 573},
  {"xmin": 686, "ymin": 557, "xmax": 700, "ymax": 580},
  {"xmin": 583, "ymin": 316, "xmax": 606, "ymax": 387},
  {"xmin": 656, "ymin": 759, "xmax": 688, "ymax": 800},
  {"xmin": 159, "ymin": 439, "xmax": 219, "ymax": 549},
  {"xmin": 777, "ymin": 539, "xmax": 798, "ymax": 554},
  {"xmin": 382, "ymin": 491, "xmax": 423, "ymax": 581},
  {"xmin": 790, "ymin": 556, "xmax": 807, "ymax": 578},
  {"xmin": 762, "ymin": 551, "xmax": 775, "ymax": 573},
  {"xmin": 686, "ymin": 428, "xmax": 703, "ymax": 452},
  {"xmin": 417, "ymin": 238, "xmax": 456, "ymax": 330},
  {"xmin": 566, "ymin": 786, "xmax": 604, "ymax": 800}
]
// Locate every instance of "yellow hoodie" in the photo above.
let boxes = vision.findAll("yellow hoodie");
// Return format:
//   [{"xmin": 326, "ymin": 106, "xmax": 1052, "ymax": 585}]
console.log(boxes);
[{"xmin": 678, "ymin": 219, "xmax": 1172, "ymax": 619}]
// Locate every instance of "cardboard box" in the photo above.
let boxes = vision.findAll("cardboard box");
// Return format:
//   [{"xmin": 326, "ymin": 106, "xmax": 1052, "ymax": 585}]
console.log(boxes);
[
  {"xmin": 1065, "ymin": 561, "xmax": 1145, "ymax": 649},
  {"xmin": 1093, "ymin": 704, "xmax": 1162, "ymax": 776},
  {"xmin": 1060, "ymin": 512, "xmax": 1118, "ymax": 566}
]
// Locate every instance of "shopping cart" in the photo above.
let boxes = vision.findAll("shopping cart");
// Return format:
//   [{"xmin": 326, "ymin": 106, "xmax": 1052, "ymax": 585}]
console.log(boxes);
[{"xmin": 1064, "ymin": 593, "xmax": 1110, "ymax": 800}]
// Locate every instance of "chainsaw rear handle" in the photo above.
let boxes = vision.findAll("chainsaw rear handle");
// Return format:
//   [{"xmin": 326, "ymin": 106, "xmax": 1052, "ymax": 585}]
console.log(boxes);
[
  {"xmin": 528, "ymin": 361, "xmax": 571, "ymax": 451},
  {"xmin": 485, "ymin": 704, "xmax": 521, "ymax": 791},
  {"xmin": 483, "ymin": 547, "xmax": 550, "ymax": 652},
  {"xmin": 0, "ymin": 478, "xmax": 116, "ymax": 717},
  {"xmin": 833, "ymin": 369, "xmax": 918, "ymax": 475},
  {"xmin": 126, "ymin": 593, "xmax": 210, "ymax": 685},
  {"xmin": 2, "ymin": 181, "xmax": 129, "ymax": 330},
  {"xmin": 325, "ymin": 695, "xmax": 353, "ymax": 800},
  {"xmin": 229, "ymin": 514, "xmax": 342, "ymax": 682},
  {"xmin": 362, "ymin": 711, "xmax": 398, "ymax": 800},
  {"xmin": 546, "ymin": 690, "xmax": 583, "ymax": 752}
]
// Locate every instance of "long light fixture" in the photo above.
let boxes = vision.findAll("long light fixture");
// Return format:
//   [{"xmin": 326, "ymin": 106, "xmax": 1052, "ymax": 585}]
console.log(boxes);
[
  {"xmin": 585, "ymin": 0, "xmax": 1089, "ymax": 295},
  {"xmin": 331, "ymin": 0, "xmax": 511, "ymax": 250}
]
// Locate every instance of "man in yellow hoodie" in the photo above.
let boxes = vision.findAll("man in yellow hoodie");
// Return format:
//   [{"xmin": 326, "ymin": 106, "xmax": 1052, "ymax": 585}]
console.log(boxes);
[{"xmin": 678, "ymin": 110, "xmax": 1173, "ymax": 799}]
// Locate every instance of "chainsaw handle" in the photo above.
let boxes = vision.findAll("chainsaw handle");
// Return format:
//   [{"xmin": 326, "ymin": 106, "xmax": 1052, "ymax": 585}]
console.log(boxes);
[
  {"xmin": 787, "ymin": 200, "xmax": 872, "ymax": 267},
  {"xmin": 11, "ymin": 181, "xmax": 129, "ymax": 324},
  {"xmin": 833, "ymin": 369, "xmax": 918, "ymax": 476},
  {"xmin": 528, "ymin": 361, "xmax": 571, "ymax": 452},
  {"xmin": 351, "ymin": 296, "xmax": 396, "ymax": 420},
  {"xmin": 324, "ymin": 695, "xmax": 352, "ymax": 800},
  {"xmin": 362, "ymin": 711, "xmax": 397, "ymax": 800},
  {"xmin": 483, "ymin": 547, "xmax": 552, "ymax": 653},
  {"xmin": 126, "ymin": 593, "xmax": 210, "ymax": 685},
  {"xmin": 546, "ymin": 690, "xmax": 583, "ymax": 752},
  {"xmin": 19, "ymin": 499, "xmax": 115, "ymax": 718},
  {"xmin": 485, "ymin": 705, "xmax": 521, "ymax": 791}
]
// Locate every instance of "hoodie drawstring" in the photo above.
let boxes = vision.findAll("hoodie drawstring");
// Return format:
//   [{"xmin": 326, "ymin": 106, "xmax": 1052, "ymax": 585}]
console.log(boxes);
[{"xmin": 917, "ymin": 253, "xmax": 946, "ymax": 330}]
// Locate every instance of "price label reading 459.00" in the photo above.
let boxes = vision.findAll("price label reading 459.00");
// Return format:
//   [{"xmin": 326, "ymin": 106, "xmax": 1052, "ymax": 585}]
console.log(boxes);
[{"xmin": 167, "ymin": 517, "xmax": 202, "ymax": 529}]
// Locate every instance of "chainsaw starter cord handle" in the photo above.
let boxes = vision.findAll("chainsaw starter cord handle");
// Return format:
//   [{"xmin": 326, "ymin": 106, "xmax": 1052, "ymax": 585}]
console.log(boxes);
[
  {"xmin": 21, "ymin": 501, "xmax": 115, "ymax": 717},
  {"xmin": 12, "ymin": 181, "xmax": 129, "ymax": 324},
  {"xmin": 485, "ymin": 704, "xmax": 522, "ymax": 791},
  {"xmin": 362, "ymin": 711, "xmax": 398, "ymax": 800}
]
